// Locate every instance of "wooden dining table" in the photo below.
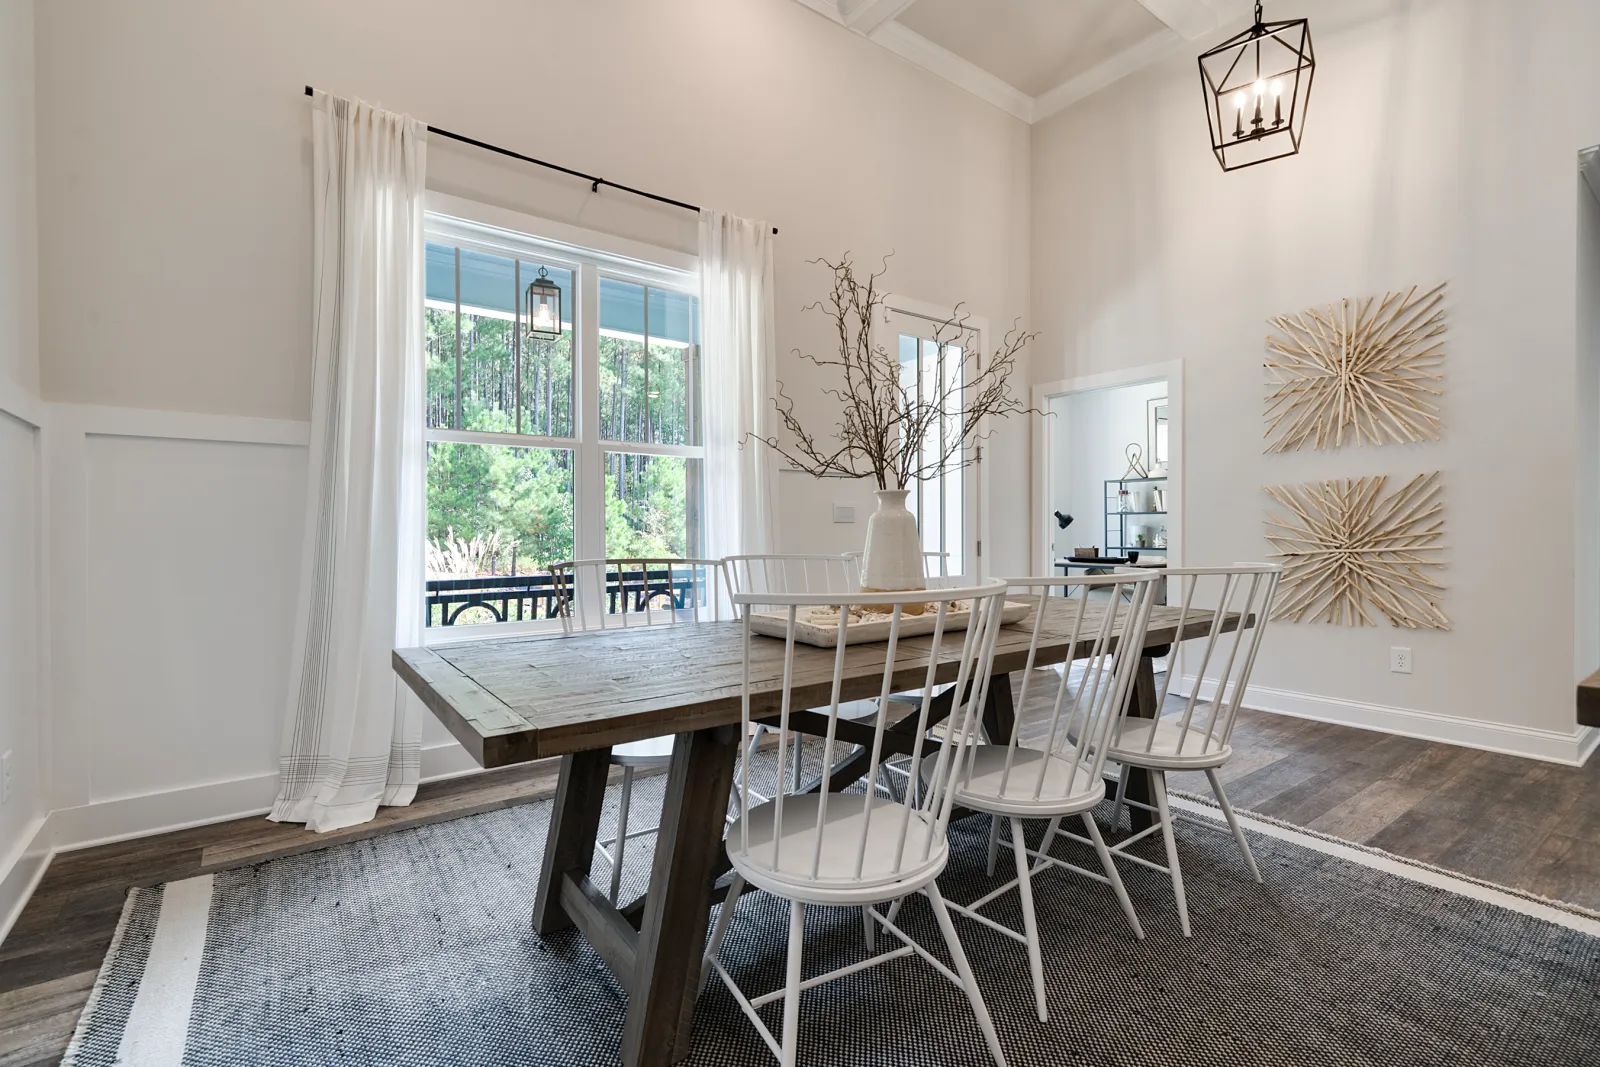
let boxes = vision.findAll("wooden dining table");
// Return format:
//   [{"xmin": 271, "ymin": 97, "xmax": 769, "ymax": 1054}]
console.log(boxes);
[{"xmin": 393, "ymin": 598, "xmax": 1234, "ymax": 1067}]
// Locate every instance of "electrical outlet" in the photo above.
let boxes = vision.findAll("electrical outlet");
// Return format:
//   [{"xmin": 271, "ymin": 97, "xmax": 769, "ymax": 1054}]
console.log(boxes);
[
  {"xmin": 1, "ymin": 751, "xmax": 11, "ymax": 807},
  {"xmin": 1390, "ymin": 647, "xmax": 1412, "ymax": 674},
  {"xmin": 832, "ymin": 504, "xmax": 856, "ymax": 524}
]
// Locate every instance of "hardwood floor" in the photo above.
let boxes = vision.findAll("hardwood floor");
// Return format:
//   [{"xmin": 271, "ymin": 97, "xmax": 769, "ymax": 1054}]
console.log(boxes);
[{"xmin": 3, "ymin": 698, "xmax": 1597, "ymax": 1066}]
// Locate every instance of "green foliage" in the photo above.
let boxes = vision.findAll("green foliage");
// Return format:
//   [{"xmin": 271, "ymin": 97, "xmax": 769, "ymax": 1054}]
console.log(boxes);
[{"xmin": 426, "ymin": 269, "xmax": 697, "ymax": 578}]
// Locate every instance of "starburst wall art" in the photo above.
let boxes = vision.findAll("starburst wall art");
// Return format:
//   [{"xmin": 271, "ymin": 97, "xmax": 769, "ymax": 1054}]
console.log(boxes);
[
  {"xmin": 1263, "ymin": 472, "xmax": 1449, "ymax": 630},
  {"xmin": 1263, "ymin": 283, "xmax": 1447, "ymax": 453}
]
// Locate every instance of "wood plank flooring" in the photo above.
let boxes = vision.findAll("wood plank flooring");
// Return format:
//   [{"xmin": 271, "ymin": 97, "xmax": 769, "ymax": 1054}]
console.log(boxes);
[{"xmin": 3, "ymin": 696, "xmax": 1598, "ymax": 1067}]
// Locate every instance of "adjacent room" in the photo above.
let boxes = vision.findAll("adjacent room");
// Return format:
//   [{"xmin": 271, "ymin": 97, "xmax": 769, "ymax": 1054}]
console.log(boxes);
[{"xmin": 2, "ymin": 1, "xmax": 1598, "ymax": 1064}]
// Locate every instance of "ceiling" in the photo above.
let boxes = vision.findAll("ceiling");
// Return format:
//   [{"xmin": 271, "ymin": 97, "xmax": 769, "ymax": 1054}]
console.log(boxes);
[{"xmin": 789, "ymin": 0, "xmax": 1252, "ymax": 123}]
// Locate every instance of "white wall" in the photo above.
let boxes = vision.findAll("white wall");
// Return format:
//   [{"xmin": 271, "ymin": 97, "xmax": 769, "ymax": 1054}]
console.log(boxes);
[
  {"xmin": 21, "ymin": 0, "xmax": 1034, "ymax": 851},
  {"xmin": 1577, "ymin": 167, "xmax": 1600, "ymax": 680},
  {"xmin": 32, "ymin": 0, "xmax": 1033, "ymax": 572},
  {"xmin": 1031, "ymin": 0, "xmax": 1600, "ymax": 759},
  {"xmin": 0, "ymin": 0, "xmax": 45, "ymax": 938},
  {"xmin": 1048, "ymin": 380, "xmax": 1167, "ymax": 560}
]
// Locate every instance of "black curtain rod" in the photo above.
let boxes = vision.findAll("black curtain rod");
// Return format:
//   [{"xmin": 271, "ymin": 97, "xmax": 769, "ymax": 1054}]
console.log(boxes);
[{"xmin": 304, "ymin": 86, "xmax": 776, "ymax": 234}]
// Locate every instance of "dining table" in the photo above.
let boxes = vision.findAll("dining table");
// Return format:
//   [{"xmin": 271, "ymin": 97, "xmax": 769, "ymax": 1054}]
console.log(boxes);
[{"xmin": 392, "ymin": 596, "xmax": 1237, "ymax": 1067}]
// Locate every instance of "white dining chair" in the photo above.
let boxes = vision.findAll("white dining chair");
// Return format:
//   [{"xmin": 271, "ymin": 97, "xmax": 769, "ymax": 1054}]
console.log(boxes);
[
  {"xmin": 938, "ymin": 571, "xmax": 1159, "ymax": 1023},
  {"xmin": 702, "ymin": 579, "xmax": 1013, "ymax": 1067},
  {"xmin": 1097, "ymin": 563, "xmax": 1282, "ymax": 937},
  {"xmin": 550, "ymin": 557, "xmax": 733, "ymax": 904},
  {"xmin": 723, "ymin": 554, "xmax": 864, "ymax": 790}
]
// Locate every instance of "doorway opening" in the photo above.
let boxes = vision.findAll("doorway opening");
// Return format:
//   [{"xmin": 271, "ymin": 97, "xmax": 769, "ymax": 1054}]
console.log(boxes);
[{"xmin": 1034, "ymin": 364, "xmax": 1181, "ymax": 580}]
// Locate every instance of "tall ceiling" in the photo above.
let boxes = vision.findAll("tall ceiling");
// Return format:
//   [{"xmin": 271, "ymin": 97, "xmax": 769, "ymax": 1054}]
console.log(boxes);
[{"xmin": 789, "ymin": 0, "xmax": 1252, "ymax": 123}]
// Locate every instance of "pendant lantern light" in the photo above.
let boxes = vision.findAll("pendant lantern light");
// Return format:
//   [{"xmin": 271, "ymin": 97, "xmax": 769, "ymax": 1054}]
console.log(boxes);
[
  {"xmin": 525, "ymin": 266, "xmax": 563, "ymax": 340},
  {"xmin": 1198, "ymin": 1, "xmax": 1315, "ymax": 172}
]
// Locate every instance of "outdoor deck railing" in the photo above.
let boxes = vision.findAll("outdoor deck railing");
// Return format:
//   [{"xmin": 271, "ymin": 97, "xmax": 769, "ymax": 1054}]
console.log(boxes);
[{"xmin": 425, "ymin": 567, "xmax": 711, "ymax": 627}]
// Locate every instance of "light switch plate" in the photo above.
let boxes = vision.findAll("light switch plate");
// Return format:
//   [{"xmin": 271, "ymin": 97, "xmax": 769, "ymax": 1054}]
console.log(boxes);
[
  {"xmin": 833, "ymin": 504, "xmax": 856, "ymax": 524},
  {"xmin": 1390, "ymin": 647, "xmax": 1412, "ymax": 674}
]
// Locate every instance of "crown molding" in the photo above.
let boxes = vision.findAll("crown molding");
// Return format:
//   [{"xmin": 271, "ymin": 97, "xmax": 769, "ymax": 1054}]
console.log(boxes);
[
  {"xmin": 840, "ymin": 0, "xmax": 920, "ymax": 35},
  {"xmin": 1032, "ymin": 29, "xmax": 1182, "ymax": 123},
  {"xmin": 781, "ymin": 0, "xmax": 1212, "ymax": 126},
  {"xmin": 1132, "ymin": 0, "xmax": 1226, "ymax": 40},
  {"xmin": 868, "ymin": 20, "xmax": 1035, "ymax": 122},
  {"xmin": 789, "ymin": 0, "xmax": 846, "ymax": 24}
]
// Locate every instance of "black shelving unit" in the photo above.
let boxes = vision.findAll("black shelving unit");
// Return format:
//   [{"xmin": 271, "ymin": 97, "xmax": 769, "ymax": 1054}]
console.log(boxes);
[{"xmin": 1104, "ymin": 477, "xmax": 1169, "ymax": 555}]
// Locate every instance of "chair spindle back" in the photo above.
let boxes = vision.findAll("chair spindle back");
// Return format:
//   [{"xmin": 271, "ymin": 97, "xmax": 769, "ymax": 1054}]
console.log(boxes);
[
  {"xmin": 965, "ymin": 572, "xmax": 1160, "ymax": 805},
  {"xmin": 732, "ymin": 579, "xmax": 1009, "ymax": 886},
  {"xmin": 1126, "ymin": 563, "xmax": 1282, "ymax": 757},
  {"xmin": 549, "ymin": 558, "xmax": 732, "ymax": 633}
]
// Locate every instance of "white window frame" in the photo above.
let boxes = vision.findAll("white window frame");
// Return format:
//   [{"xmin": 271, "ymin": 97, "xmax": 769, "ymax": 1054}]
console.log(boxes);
[
  {"xmin": 881, "ymin": 297, "xmax": 990, "ymax": 577},
  {"xmin": 422, "ymin": 194, "xmax": 703, "ymax": 644}
]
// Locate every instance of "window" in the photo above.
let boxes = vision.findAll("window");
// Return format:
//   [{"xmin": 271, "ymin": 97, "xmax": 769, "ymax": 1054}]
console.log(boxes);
[
  {"xmin": 423, "ymin": 213, "xmax": 702, "ymax": 630},
  {"xmin": 888, "ymin": 311, "xmax": 973, "ymax": 576}
]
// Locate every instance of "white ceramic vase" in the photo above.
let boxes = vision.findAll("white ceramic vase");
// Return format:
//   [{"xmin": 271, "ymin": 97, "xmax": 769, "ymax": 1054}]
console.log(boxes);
[{"xmin": 860, "ymin": 489, "xmax": 925, "ymax": 592}]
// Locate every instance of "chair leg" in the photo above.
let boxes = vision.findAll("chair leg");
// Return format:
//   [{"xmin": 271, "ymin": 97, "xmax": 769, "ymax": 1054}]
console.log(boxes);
[
  {"xmin": 1009, "ymin": 817, "xmax": 1048, "ymax": 1023},
  {"xmin": 1035, "ymin": 816, "xmax": 1063, "ymax": 871},
  {"xmin": 1110, "ymin": 762, "xmax": 1131, "ymax": 831},
  {"xmin": 608, "ymin": 765, "xmax": 635, "ymax": 905},
  {"xmin": 985, "ymin": 815, "xmax": 1002, "ymax": 877},
  {"xmin": 1206, "ymin": 767, "xmax": 1262, "ymax": 883},
  {"xmin": 926, "ymin": 881, "xmax": 1008, "ymax": 1067},
  {"xmin": 699, "ymin": 874, "xmax": 746, "ymax": 996},
  {"xmin": 1081, "ymin": 812, "xmax": 1144, "ymax": 940},
  {"xmin": 781, "ymin": 899, "xmax": 805, "ymax": 1067},
  {"xmin": 862, "ymin": 905, "xmax": 876, "ymax": 952},
  {"xmin": 1151, "ymin": 771, "xmax": 1190, "ymax": 937}
]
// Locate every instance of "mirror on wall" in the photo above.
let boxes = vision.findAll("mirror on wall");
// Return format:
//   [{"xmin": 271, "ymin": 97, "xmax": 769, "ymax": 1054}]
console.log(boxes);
[{"xmin": 1147, "ymin": 398, "xmax": 1170, "ymax": 471}]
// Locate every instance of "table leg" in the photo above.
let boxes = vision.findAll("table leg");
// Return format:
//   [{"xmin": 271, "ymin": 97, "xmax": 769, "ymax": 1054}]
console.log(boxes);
[
  {"xmin": 1122, "ymin": 653, "xmax": 1162, "ymax": 833},
  {"xmin": 532, "ymin": 746, "xmax": 613, "ymax": 935},
  {"xmin": 980, "ymin": 671, "xmax": 1017, "ymax": 747},
  {"xmin": 621, "ymin": 723, "xmax": 741, "ymax": 1067}
]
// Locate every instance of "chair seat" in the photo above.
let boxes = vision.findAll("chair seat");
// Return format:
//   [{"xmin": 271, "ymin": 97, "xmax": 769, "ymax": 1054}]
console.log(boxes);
[
  {"xmin": 948, "ymin": 744, "xmax": 1105, "ymax": 816},
  {"xmin": 1109, "ymin": 718, "xmax": 1231, "ymax": 769},
  {"xmin": 727, "ymin": 793, "xmax": 947, "ymax": 904},
  {"xmin": 837, "ymin": 698, "xmax": 881, "ymax": 722},
  {"xmin": 610, "ymin": 735, "xmax": 675, "ymax": 766}
]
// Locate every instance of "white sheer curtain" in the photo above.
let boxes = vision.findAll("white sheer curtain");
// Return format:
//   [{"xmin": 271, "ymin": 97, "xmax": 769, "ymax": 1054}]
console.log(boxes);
[
  {"xmin": 700, "ymin": 210, "xmax": 778, "ymax": 560},
  {"xmin": 270, "ymin": 92, "xmax": 427, "ymax": 833}
]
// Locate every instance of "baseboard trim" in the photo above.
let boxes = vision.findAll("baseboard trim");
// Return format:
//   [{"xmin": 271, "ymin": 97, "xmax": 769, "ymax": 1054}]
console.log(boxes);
[
  {"xmin": 0, "ymin": 741, "xmax": 486, "ymax": 946},
  {"xmin": 0, "ymin": 815, "xmax": 52, "ymax": 945},
  {"xmin": 1184, "ymin": 675, "xmax": 1598, "ymax": 766}
]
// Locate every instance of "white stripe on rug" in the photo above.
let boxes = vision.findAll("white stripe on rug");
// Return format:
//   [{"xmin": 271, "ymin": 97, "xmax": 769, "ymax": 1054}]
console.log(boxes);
[
  {"xmin": 116, "ymin": 874, "xmax": 214, "ymax": 1066},
  {"xmin": 1170, "ymin": 795, "xmax": 1600, "ymax": 937}
]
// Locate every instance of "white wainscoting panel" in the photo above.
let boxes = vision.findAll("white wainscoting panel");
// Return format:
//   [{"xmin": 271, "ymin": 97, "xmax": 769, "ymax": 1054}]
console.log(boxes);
[
  {"xmin": 0, "ymin": 407, "xmax": 43, "ymax": 943},
  {"xmin": 82, "ymin": 433, "xmax": 306, "ymax": 803}
]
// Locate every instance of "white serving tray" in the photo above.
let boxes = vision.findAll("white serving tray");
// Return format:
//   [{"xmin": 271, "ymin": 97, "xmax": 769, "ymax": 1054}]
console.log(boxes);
[{"xmin": 748, "ymin": 599, "xmax": 1034, "ymax": 648}]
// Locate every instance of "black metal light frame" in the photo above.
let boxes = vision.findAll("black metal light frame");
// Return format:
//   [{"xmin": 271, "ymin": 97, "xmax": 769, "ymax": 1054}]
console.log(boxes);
[
  {"xmin": 1198, "ymin": 2, "xmax": 1315, "ymax": 172},
  {"xmin": 525, "ymin": 266, "xmax": 563, "ymax": 341}
]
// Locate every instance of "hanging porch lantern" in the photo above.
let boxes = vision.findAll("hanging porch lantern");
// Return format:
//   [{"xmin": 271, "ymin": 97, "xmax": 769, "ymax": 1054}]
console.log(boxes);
[
  {"xmin": 525, "ymin": 266, "xmax": 563, "ymax": 340},
  {"xmin": 1198, "ymin": 2, "xmax": 1315, "ymax": 172}
]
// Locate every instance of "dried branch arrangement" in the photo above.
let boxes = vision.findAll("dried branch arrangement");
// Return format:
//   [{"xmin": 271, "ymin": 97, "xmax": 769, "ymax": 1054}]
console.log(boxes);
[
  {"xmin": 1263, "ymin": 283, "xmax": 1447, "ymax": 453},
  {"xmin": 754, "ymin": 255, "xmax": 1035, "ymax": 489},
  {"xmin": 1263, "ymin": 471, "xmax": 1449, "ymax": 629}
]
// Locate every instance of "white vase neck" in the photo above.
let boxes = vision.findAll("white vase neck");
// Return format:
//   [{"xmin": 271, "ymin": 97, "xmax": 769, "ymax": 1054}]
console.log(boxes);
[{"xmin": 875, "ymin": 489, "xmax": 911, "ymax": 503}]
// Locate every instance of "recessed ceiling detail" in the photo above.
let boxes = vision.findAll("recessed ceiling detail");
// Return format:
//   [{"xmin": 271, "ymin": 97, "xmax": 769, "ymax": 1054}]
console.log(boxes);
[{"xmin": 788, "ymin": 0, "xmax": 1248, "ymax": 123}]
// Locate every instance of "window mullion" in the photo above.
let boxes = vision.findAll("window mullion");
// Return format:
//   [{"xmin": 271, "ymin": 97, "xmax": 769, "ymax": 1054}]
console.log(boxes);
[
  {"xmin": 575, "ymin": 261, "xmax": 605, "ymax": 562},
  {"xmin": 514, "ymin": 259, "xmax": 522, "ymax": 436},
  {"xmin": 453, "ymin": 247, "xmax": 462, "ymax": 429}
]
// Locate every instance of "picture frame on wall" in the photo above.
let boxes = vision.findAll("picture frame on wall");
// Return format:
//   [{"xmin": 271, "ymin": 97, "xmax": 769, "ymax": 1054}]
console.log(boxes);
[{"xmin": 1147, "ymin": 397, "xmax": 1169, "ymax": 469}]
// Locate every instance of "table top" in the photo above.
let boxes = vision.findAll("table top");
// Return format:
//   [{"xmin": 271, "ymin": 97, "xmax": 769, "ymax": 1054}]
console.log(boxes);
[{"xmin": 394, "ymin": 598, "xmax": 1237, "ymax": 769}]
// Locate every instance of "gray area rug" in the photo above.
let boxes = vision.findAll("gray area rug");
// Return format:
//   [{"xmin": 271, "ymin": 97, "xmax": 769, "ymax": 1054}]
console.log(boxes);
[{"xmin": 66, "ymin": 768, "xmax": 1600, "ymax": 1066}]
